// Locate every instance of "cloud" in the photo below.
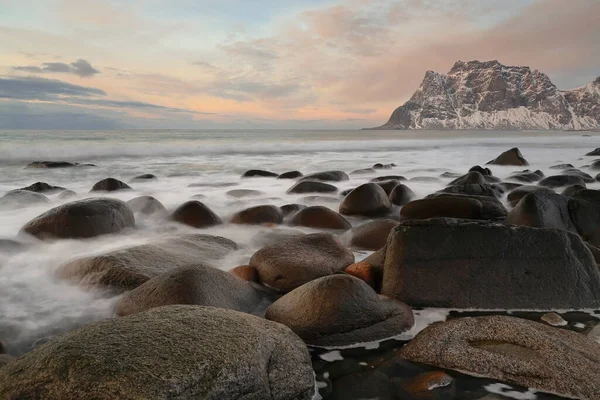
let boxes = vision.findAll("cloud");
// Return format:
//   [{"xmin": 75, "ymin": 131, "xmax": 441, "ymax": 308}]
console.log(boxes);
[
  {"xmin": 12, "ymin": 59, "xmax": 101, "ymax": 77},
  {"xmin": 69, "ymin": 98, "xmax": 214, "ymax": 114},
  {"xmin": 0, "ymin": 76, "xmax": 106, "ymax": 100}
]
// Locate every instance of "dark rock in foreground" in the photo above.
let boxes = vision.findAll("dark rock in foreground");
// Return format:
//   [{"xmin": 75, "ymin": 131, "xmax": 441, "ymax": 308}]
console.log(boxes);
[
  {"xmin": 401, "ymin": 315, "xmax": 600, "ymax": 399},
  {"xmin": 382, "ymin": 218, "xmax": 600, "ymax": 309},
  {"xmin": 20, "ymin": 198, "xmax": 134, "ymax": 239},
  {"xmin": 266, "ymin": 275, "xmax": 414, "ymax": 346},
  {"xmin": 0, "ymin": 306, "xmax": 315, "ymax": 400},
  {"xmin": 249, "ymin": 233, "xmax": 354, "ymax": 292}
]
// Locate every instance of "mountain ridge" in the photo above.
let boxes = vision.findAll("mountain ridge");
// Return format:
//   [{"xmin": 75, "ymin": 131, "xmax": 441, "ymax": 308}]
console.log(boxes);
[{"xmin": 372, "ymin": 60, "xmax": 600, "ymax": 130}]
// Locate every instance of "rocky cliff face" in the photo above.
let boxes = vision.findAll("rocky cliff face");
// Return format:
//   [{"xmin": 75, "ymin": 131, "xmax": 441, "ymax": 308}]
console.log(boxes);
[{"xmin": 374, "ymin": 60, "xmax": 599, "ymax": 130}]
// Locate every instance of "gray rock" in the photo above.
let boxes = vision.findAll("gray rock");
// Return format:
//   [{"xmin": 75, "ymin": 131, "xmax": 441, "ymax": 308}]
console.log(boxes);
[
  {"xmin": 448, "ymin": 171, "xmax": 487, "ymax": 185},
  {"xmin": 401, "ymin": 315, "xmax": 600, "ymax": 399},
  {"xmin": 299, "ymin": 170, "xmax": 348, "ymax": 182},
  {"xmin": 487, "ymin": 148, "xmax": 529, "ymax": 166},
  {"xmin": 230, "ymin": 205, "xmax": 283, "ymax": 225},
  {"xmin": 539, "ymin": 174, "xmax": 586, "ymax": 188},
  {"xmin": 341, "ymin": 219, "xmax": 398, "ymax": 251},
  {"xmin": 506, "ymin": 185, "xmax": 553, "ymax": 206},
  {"xmin": 241, "ymin": 169, "xmax": 278, "ymax": 178},
  {"xmin": 438, "ymin": 183, "xmax": 503, "ymax": 198},
  {"xmin": 0, "ymin": 306, "xmax": 316, "ymax": 400},
  {"xmin": 90, "ymin": 178, "xmax": 132, "ymax": 192},
  {"xmin": 389, "ymin": 184, "xmax": 415, "ymax": 206},
  {"xmin": 382, "ymin": 218, "xmax": 600, "ymax": 308},
  {"xmin": 170, "ymin": 200, "xmax": 222, "ymax": 228},
  {"xmin": 19, "ymin": 182, "xmax": 66, "ymax": 193},
  {"xmin": 266, "ymin": 275, "xmax": 413, "ymax": 346},
  {"xmin": 288, "ymin": 206, "xmax": 351, "ymax": 230},
  {"xmin": 339, "ymin": 183, "xmax": 392, "ymax": 217},
  {"xmin": 277, "ymin": 171, "xmax": 303, "ymax": 179},
  {"xmin": 126, "ymin": 196, "xmax": 166, "ymax": 216},
  {"xmin": 287, "ymin": 181, "xmax": 338, "ymax": 194}
]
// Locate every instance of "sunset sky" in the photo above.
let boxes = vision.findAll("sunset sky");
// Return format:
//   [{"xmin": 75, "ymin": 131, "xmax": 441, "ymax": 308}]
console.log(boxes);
[{"xmin": 0, "ymin": 0, "xmax": 599, "ymax": 129}]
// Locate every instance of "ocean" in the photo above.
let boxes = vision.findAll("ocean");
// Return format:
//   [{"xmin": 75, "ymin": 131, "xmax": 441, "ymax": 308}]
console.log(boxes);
[{"xmin": 0, "ymin": 129, "xmax": 598, "ymax": 363}]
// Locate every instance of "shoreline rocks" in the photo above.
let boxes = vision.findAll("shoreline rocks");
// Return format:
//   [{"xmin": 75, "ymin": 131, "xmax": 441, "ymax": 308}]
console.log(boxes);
[
  {"xmin": 486, "ymin": 147, "xmax": 529, "ymax": 166},
  {"xmin": 170, "ymin": 200, "xmax": 222, "ymax": 228}
]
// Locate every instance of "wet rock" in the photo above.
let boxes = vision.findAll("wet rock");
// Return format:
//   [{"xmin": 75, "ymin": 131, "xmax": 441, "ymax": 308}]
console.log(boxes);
[
  {"xmin": 382, "ymin": 218, "xmax": 600, "ymax": 308},
  {"xmin": 278, "ymin": 171, "xmax": 303, "ymax": 179},
  {"xmin": 562, "ymin": 184, "xmax": 586, "ymax": 197},
  {"xmin": 170, "ymin": 200, "xmax": 222, "ymax": 228},
  {"xmin": 375, "ymin": 179, "xmax": 401, "ymax": 195},
  {"xmin": 341, "ymin": 219, "xmax": 398, "ymax": 251},
  {"xmin": 584, "ymin": 242, "xmax": 600, "ymax": 264},
  {"xmin": 541, "ymin": 312, "xmax": 567, "ymax": 327},
  {"xmin": 401, "ymin": 197, "xmax": 483, "ymax": 221},
  {"xmin": 339, "ymin": 183, "xmax": 392, "ymax": 217},
  {"xmin": 539, "ymin": 174, "xmax": 586, "ymax": 188},
  {"xmin": 226, "ymin": 189, "xmax": 265, "ymax": 198},
  {"xmin": 506, "ymin": 191, "xmax": 580, "ymax": 235},
  {"xmin": 19, "ymin": 182, "xmax": 66, "ymax": 193},
  {"xmin": 401, "ymin": 315, "xmax": 600, "ymax": 399},
  {"xmin": 280, "ymin": 203, "xmax": 305, "ymax": 216},
  {"xmin": 249, "ymin": 233, "xmax": 354, "ymax": 292},
  {"xmin": 241, "ymin": 169, "xmax": 278, "ymax": 178},
  {"xmin": 289, "ymin": 206, "xmax": 351, "ymax": 230},
  {"xmin": 425, "ymin": 193, "xmax": 507, "ymax": 220},
  {"xmin": 486, "ymin": 147, "xmax": 529, "ymax": 166},
  {"xmin": 562, "ymin": 168, "xmax": 595, "ymax": 182},
  {"xmin": 230, "ymin": 205, "xmax": 283, "ymax": 225},
  {"xmin": 230, "ymin": 265, "xmax": 260, "ymax": 283},
  {"xmin": 591, "ymin": 160, "xmax": 600, "ymax": 170},
  {"xmin": 350, "ymin": 168, "xmax": 376, "ymax": 175},
  {"xmin": 115, "ymin": 265, "xmax": 266, "ymax": 317},
  {"xmin": 25, "ymin": 161, "xmax": 94, "ymax": 169},
  {"xmin": 550, "ymin": 163, "xmax": 574, "ymax": 169},
  {"xmin": 371, "ymin": 175, "xmax": 406, "ymax": 182},
  {"xmin": 0, "ymin": 190, "xmax": 49, "ymax": 209},
  {"xmin": 344, "ymin": 261, "xmax": 378, "ymax": 289},
  {"xmin": 389, "ymin": 184, "xmax": 416, "ymax": 206},
  {"xmin": 90, "ymin": 178, "xmax": 132, "ymax": 192},
  {"xmin": 250, "ymin": 229, "xmax": 306, "ymax": 247},
  {"xmin": 130, "ymin": 174, "xmax": 157, "ymax": 181},
  {"xmin": 506, "ymin": 185, "xmax": 553, "ymax": 207},
  {"xmin": 400, "ymin": 371, "xmax": 455, "ymax": 400},
  {"xmin": 373, "ymin": 163, "xmax": 395, "ymax": 169},
  {"xmin": 440, "ymin": 171, "xmax": 462, "ymax": 178},
  {"xmin": 126, "ymin": 196, "xmax": 166, "ymax": 216},
  {"xmin": 438, "ymin": 183, "xmax": 503, "ymax": 198},
  {"xmin": 586, "ymin": 148, "xmax": 600, "ymax": 156},
  {"xmin": 468, "ymin": 165, "xmax": 492, "ymax": 176},
  {"xmin": 287, "ymin": 181, "xmax": 338, "ymax": 194},
  {"xmin": 265, "ymin": 274, "xmax": 414, "ymax": 346},
  {"xmin": 449, "ymin": 171, "xmax": 487, "ymax": 186},
  {"xmin": 299, "ymin": 170, "xmax": 349, "ymax": 182},
  {"xmin": 0, "ymin": 306, "xmax": 315, "ymax": 400},
  {"xmin": 58, "ymin": 190, "xmax": 77, "ymax": 200},
  {"xmin": 20, "ymin": 198, "xmax": 134, "ymax": 239},
  {"xmin": 508, "ymin": 171, "xmax": 542, "ymax": 183},
  {"xmin": 57, "ymin": 234, "xmax": 237, "ymax": 291}
]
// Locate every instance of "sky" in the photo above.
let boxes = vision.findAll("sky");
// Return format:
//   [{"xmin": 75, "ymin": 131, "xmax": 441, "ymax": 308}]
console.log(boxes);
[{"xmin": 0, "ymin": 0, "xmax": 599, "ymax": 129}]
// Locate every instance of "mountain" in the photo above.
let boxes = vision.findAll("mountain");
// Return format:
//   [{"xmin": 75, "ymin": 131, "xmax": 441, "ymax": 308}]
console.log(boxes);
[{"xmin": 373, "ymin": 60, "xmax": 600, "ymax": 130}]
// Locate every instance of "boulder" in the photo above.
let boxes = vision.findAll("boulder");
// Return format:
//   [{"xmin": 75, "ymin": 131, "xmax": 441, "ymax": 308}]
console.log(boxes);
[
  {"xmin": 341, "ymin": 219, "xmax": 398, "ymax": 251},
  {"xmin": 339, "ymin": 183, "xmax": 392, "ymax": 217},
  {"xmin": 401, "ymin": 197, "xmax": 482, "ymax": 221},
  {"xmin": 230, "ymin": 205, "xmax": 283, "ymax": 225},
  {"xmin": 20, "ymin": 198, "xmax": 134, "ymax": 239},
  {"xmin": 389, "ymin": 184, "xmax": 415, "ymax": 206},
  {"xmin": 115, "ymin": 265, "xmax": 266, "ymax": 317},
  {"xmin": 226, "ymin": 189, "xmax": 265, "ymax": 198},
  {"xmin": 280, "ymin": 203, "xmax": 305, "ymax": 216},
  {"xmin": 170, "ymin": 200, "xmax": 222, "ymax": 228},
  {"xmin": 287, "ymin": 181, "xmax": 338, "ymax": 194},
  {"xmin": 438, "ymin": 183, "xmax": 503, "ymax": 198},
  {"xmin": 130, "ymin": 174, "xmax": 157, "ymax": 181},
  {"xmin": 550, "ymin": 163, "xmax": 574, "ymax": 169},
  {"xmin": 468, "ymin": 165, "xmax": 492, "ymax": 176},
  {"xmin": 586, "ymin": 148, "xmax": 600, "ymax": 156},
  {"xmin": 572, "ymin": 189, "xmax": 600, "ymax": 205},
  {"xmin": 562, "ymin": 184, "xmax": 586, "ymax": 196},
  {"xmin": 373, "ymin": 163, "xmax": 395, "ymax": 169},
  {"xmin": 278, "ymin": 171, "xmax": 303, "ymax": 179},
  {"xmin": 90, "ymin": 178, "xmax": 132, "ymax": 192},
  {"xmin": 371, "ymin": 175, "xmax": 406, "ymax": 182},
  {"xmin": 508, "ymin": 171, "xmax": 542, "ymax": 183},
  {"xmin": 126, "ymin": 196, "xmax": 166, "ymax": 216},
  {"xmin": 58, "ymin": 190, "xmax": 77, "ymax": 200},
  {"xmin": 448, "ymin": 171, "xmax": 486, "ymax": 186},
  {"xmin": 401, "ymin": 316, "xmax": 600, "ymax": 400},
  {"xmin": 0, "ymin": 306, "xmax": 316, "ymax": 400},
  {"xmin": 265, "ymin": 275, "xmax": 414, "ymax": 346},
  {"xmin": 486, "ymin": 147, "xmax": 529, "ymax": 166},
  {"xmin": 562, "ymin": 168, "xmax": 595, "ymax": 183},
  {"xmin": 19, "ymin": 182, "xmax": 66, "ymax": 193},
  {"xmin": 288, "ymin": 206, "xmax": 351, "ymax": 230},
  {"xmin": 381, "ymin": 218, "xmax": 600, "ymax": 308},
  {"xmin": 591, "ymin": 160, "xmax": 600, "ymax": 170},
  {"xmin": 57, "ymin": 234, "xmax": 237, "ymax": 291},
  {"xmin": 374, "ymin": 179, "xmax": 401, "ymax": 195},
  {"xmin": 299, "ymin": 170, "xmax": 348, "ymax": 182},
  {"xmin": 26, "ymin": 161, "xmax": 94, "ymax": 169},
  {"xmin": 506, "ymin": 191, "xmax": 578, "ymax": 233},
  {"xmin": 230, "ymin": 265, "xmax": 260, "ymax": 283},
  {"xmin": 241, "ymin": 169, "xmax": 278, "ymax": 178},
  {"xmin": 507, "ymin": 185, "xmax": 553, "ymax": 207},
  {"xmin": 425, "ymin": 193, "xmax": 507, "ymax": 220},
  {"xmin": 0, "ymin": 190, "xmax": 49, "ymax": 209},
  {"xmin": 539, "ymin": 175, "xmax": 586, "ymax": 188},
  {"xmin": 249, "ymin": 233, "xmax": 354, "ymax": 292}
]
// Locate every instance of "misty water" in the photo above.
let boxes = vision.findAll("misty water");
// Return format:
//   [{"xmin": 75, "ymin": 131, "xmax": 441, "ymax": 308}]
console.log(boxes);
[{"xmin": 0, "ymin": 129, "xmax": 599, "ymax": 358}]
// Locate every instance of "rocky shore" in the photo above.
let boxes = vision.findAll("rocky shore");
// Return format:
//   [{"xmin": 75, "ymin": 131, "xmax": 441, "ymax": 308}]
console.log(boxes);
[{"xmin": 1, "ymin": 146, "xmax": 600, "ymax": 399}]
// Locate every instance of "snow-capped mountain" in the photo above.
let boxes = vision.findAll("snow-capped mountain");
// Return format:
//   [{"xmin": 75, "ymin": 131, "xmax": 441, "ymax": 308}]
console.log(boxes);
[{"xmin": 373, "ymin": 60, "xmax": 600, "ymax": 130}]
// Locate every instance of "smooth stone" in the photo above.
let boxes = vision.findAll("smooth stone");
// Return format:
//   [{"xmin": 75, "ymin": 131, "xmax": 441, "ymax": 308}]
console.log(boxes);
[
  {"xmin": 468, "ymin": 165, "xmax": 492, "ymax": 176},
  {"xmin": 341, "ymin": 219, "xmax": 398, "ymax": 251},
  {"xmin": 507, "ymin": 185, "xmax": 553, "ymax": 207},
  {"xmin": 241, "ymin": 169, "xmax": 278, "ymax": 178},
  {"xmin": 539, "ymin": 175, "xmax": 586, "ymax": 188},
  {"xmin": 249, "ymin": 233, "xmax": 354, "ymax": 292},
  {"xmin": 0, "ymin": 306, "xmax": 316, "ymax": 400},
  {"xmin": 265, "ymin": 274, "xmax": 414, "ymax": 346},
  {"xmin": 25, "ymin": 161, "xmax": 94, "ymax": 169},
  {"xmin": 541, "ymin": 312, "xmax": 567, "ymax": 327},
  {"xmin": 486, "ymin": 147, "xmax": 529, "ymax": 166},
  {"xmin": 126, "ymin": 196, "xmax": 166, "ymax": 216},
  {"xmin": 230, "ymin": 265, "xmax": 260, "ymax": 283},
  {"xmin": 19, "ymin": 182, "xmax": 66, "ymax": 193},
  {"xmin": 448, "ymin": 171, "xmax": 486, "ymax": 186},
  {"xmin": 371, "ymin": 175, "xmax": 406, "ymax": 182},
  {"xmin": 277, "ymin": 171, "xmax": 303, "ymax": 179},
  {"xmin": 424, "ymin": 193, "xmax": 507, "ymax": 220},
  {"xmin": 373, "ymin": 163, "xmax": 395, "ymax": 169},
  {"xmin": 401, "ymin": 315, "xmax": 600, "ymax": 399},
  {"xmin": 287, "ymin": 181, "xmax": 338, "ymax": 194},
  {"xmin": 299, "ymin": 170, "xmax": 349, "ymax": 182},
  {"xmin": 0, "ymin": 190, "xmax": 49, "ymax": 209},
  {"xmin": 280, "ymin": 203, "xmax": 305, "ymax": 216},
  {"xmin": 58, "ymin": 190, "xmax": 77, "ymax": 200},
  {"xmin": 550, "ymin": 163, "xmax": 574, "ymax": 169},
  {"xmin": 90, "ymin": 178, "xmax": 132, "ymax": 192},
  {"xmin": 437, "ymin": 183, "xmax": 503, "ymax": 198},
  {"xmin": 230, "ymin": 205, "xmax": 283, "ymax": 225},
  {"xmin": 389, "ymin": 184, "xmax": 415, "ymax": 206},
  {"xmin": 400, "ymin": 197, "xmax": 483, "ymax": 221},
  {"xmin": 20, "ymin": 198, "xmax": 134, "ymax": 239},
  {"xmin": 339, "ymin": 183, "xmax": 392, "ymax": 217},
  {"xmin": 562, "ymin": 168, "xmax": 595, "ymax": 183},
  {"xmin": 288, "ymin": 206, "xmax": 351, "ymax": 230},
  {"xmin": 170, "ymin": 200, "xmax": 222, "ymax": 228},
  {"xmin": 374, "ymin": 179, "xmax": 401, "ymax": 195}
]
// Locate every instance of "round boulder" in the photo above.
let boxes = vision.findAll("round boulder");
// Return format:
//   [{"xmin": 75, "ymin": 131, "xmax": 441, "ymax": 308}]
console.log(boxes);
[
  {"xmin": 562, "ymin": 184, "xmax": 586, "ymax": 197},
  {"xmin": 299, "ymin": 170, "xmax": 349, "ymax": 182},
  {"xmin": 486, "ymin": 147, "xmax": 529, "ymax": 166},
  {"xmin": 241, "ymin": 169, "xmax": 278, "ymax": 178},
  {"xmin": 278, "ymin": 171, "xmax": 303, "ymax": 179},
  {"xmin": 438, "ymin": 183, "xmax": 503, "ymax": 198},
  {"xmin": 539, "ymin": 175, "xmax": 586, "ymax": 188},
  {"xmin": 339, "ymin": 183, "xmax": 391, "ymax": 217},
  {"xmin": 371, "ymin": 175, "xmax": 406, "ymax": 182},
  {"xmin": 170, "ymin": 201, "xmax": 222, "ymax": 228},
  {"xmin": 287, "ymin": 181, "xmax": 338, "ymax": 194},
  {"xmin": 280, "ymin": 203, "xmax": 305, "ymax": 216},
  {"xmin": 341, "ymin": 219, "xmax": 398, "ymax": 251},
  {"xmin": 374, "ymin": 179, "xmax": 401, "ymax": 195},
  {"xmin": 401, "ymin": 316, "xmax": 600, "ymax": 400},
  {"xmin": 90, "ymin": 178, "xmax": 132, "ymax": 192},
  {"xmin": 126, "ymin": 196, "xmax": 166, "ymax": 216},
  {"xmin": 288, "ymin": 206, "xmax": 351, "ymax": 230},
  {"xmin": 468, "ymin": 165, "xmax": 492, "ymax": 176},
  {"xmin": 507, "ymin": 185, "xmax": 553, "ymax": 207},
  {"xmin": 448, "ymin": 171, "xmax": 486, "ymax": 186},
  {"xmin": 58, "ymin": 190, "xmax": 77, "ymax": 200},
  {"xmin": 20, "ymin": 198, "xmax": 134, "ymax": 239},
  {"xmin": 0, "ymin": 306, "xmax": 316, "ymax": 400},
  {"xmin": 389, "ymin": 184, "xmax": 415, "ymax": 206},
  {"xmin": 265, "ymin": 275, "xmax": 414, "ymax": 346},
  {"xmin": 249, "ymin": 233, "xmax": 355, "ymax": 292},
  {"xmin": 230, "ymin": 205, "xmax": 283, "ymax": 225},
  {"xmin": 115, "ymin": 265, "xmax": 265, "ymax": 316}
]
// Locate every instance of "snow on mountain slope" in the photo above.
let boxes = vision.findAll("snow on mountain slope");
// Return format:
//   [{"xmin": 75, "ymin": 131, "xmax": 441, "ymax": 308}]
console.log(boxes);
[{"xmin": 374, "ymin": 60, "xmax": 599, "ymax": 130}]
